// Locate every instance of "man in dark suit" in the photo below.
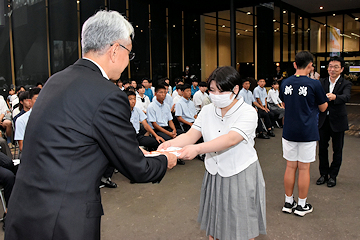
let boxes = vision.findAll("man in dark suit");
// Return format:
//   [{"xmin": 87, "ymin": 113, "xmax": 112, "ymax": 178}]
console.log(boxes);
[
  {"xmin": 5, "ymin": 10, "xmax": 177, "ymax": 240},
  {"xmin": 316, "ymin": 56, "xmax": 352, "ymax": 188}
]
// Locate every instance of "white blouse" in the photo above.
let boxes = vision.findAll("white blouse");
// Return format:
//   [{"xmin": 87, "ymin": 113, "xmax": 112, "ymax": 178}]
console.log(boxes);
[
  {"xmin": 192, "ymin": 97, "xmax": 259, "ymax": 177},
  {"xmin": 267, "ymin": 88, "xmax": 282, "ymax": 105}
]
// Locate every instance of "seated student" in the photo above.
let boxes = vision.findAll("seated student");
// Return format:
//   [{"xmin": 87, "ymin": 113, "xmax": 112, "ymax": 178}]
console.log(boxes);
[
  {"xmin": 0, "ymin": 96, "xmax": 13, "ymax": 146},
  {"xmin": 135, "ymin": 83, "xmax": 151, "ymax": 114},
  {"xmin": 14, "ymin": 87, "xmax": 41, "ymax": 152},
  {"xmin": 253, "ymin": 78, "xmax": 276, "ymax": 137},
  {"xmin": 192, "ymin": 81, "xmax": 208, "ymax": 114},
  {"xmin": 116, "ymin": 79, "xmax": 123, "ymax": 89},
  {"xmin": 0, "ymin": 151, "xmax": 16, "ymax": 230},
  {"xmin": 130, "ymin": 79, "xmax": 137, "ymax": 89},
  {"xmin": 127, "ymin": 90, "xmax": 165, "ymax": 150},
  {"xmin": 142, "ymin": 78, "xmax": 154, "ymax": 101},
  {"xmin": 175, "ymin": 84, "xmax": 197, "ymax": 132},
  {"xmin": 13, "ymin": 91, "xmax": 30, "ymax": 124},
  {"xmin": 11, "ymin": 86, "xmax": 26, "ymax": 118},
  {"xmin": 147, "ymin": 84, "xmax": 185, "ymax": 164},
  {"xmin": 6, "ymin": 87, "xmax": 15, "ymax": 109},
  {"xmin": 149, "ymin": 79, "xmax": 155, "ymax": 96},
  {"xmin": 267, "ymin": 81, "xmax": 285, "ymax": 126},
  {"xmin": 36, "ymin": 82, "xmax": 43, "ymax": 89},
  {"xmin": 191, "ymin": 78, "xmax": 199, "ymax": 97},
  {"xmin": 173, "ymin": 84, "xmax": 184, "ymax": 105},
  {"xmin": 172, "ymin": 80, "xmax": 184, "ymax": 100},
  {"xmin": 172, "ymin": 77, "xmax": 184, "ymax": 94},
  {"xmin": 122, "ymin": 80, "xmax": 130, "ymax": 90},
  {"xmin": 239, "ymin": 79, "xmax": 270, "ymax": 139},
  {"xmin": 153, "ymin": 81, "xmax": 175, "ymax": 112}
]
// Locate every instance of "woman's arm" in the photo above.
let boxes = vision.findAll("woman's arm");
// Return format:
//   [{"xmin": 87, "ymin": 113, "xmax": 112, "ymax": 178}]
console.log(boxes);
[
  {"xmin": 178, "ymin": 130, "xmax": 244, "ymax": 160},
  {"xmin": 158, "ymin": 128, "xmax": 202, "ymax": 150}
]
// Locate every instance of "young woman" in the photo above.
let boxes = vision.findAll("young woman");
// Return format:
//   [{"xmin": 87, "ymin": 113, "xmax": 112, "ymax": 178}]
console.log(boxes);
[{"xmin": 159, "ymin": 66, "xmax": 266, "ymax": 240}]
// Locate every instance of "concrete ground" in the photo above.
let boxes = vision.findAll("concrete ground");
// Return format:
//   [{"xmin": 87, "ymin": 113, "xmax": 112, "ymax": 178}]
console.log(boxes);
[{"xmin": 1, "ymin": 89, "xmax": 360, "ymax": 239}]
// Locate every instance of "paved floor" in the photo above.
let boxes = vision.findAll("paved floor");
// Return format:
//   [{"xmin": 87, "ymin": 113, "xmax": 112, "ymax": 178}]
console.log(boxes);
[{"xmin": 1, "ymin": 89, "xmax": 359, "ymax": 240}]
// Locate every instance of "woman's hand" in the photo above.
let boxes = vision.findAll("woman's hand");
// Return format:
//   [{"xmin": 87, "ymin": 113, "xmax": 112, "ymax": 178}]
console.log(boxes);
[
  {"xmin": 158, "ymin": 141, "xmax": 172, "ymax": 150},
  {"xmin": 178, "ymin": 144, "xmax": 200, "ymax": 160}
]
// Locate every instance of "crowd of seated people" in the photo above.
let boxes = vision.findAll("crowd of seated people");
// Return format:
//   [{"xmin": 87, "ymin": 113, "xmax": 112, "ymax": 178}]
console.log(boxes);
[{"xmin": 0, "ymin": 84, "xmax": 42, "ymax": 231}]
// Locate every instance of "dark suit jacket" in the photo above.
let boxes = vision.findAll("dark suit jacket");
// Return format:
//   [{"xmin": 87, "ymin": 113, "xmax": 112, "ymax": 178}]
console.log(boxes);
[
  {"xmin": 318, "ymin": 76, "xmax": 352, "ymax": 132},
  {"xmin": 5, "ymin": 59, "xmax": 168, "ymax": 240}
]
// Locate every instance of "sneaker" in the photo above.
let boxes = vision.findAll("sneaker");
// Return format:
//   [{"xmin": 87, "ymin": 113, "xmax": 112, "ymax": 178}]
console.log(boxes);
[
  {"xmin": 294, "ymin": 203, "xmax": 313, "ymax": 217},
  {"xmin": 282, "ymin": 200, "xmax": 297, "ymax": 214}
]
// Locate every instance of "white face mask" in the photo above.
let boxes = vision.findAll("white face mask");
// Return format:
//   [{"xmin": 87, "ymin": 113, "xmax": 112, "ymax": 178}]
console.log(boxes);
[
  {"xmin": 209, "ymin": 92, "xmax": 235, "ymax": 108},
  {"xmin": 186, "ymin": 67, "xmax": 189, "ymax": 71}
]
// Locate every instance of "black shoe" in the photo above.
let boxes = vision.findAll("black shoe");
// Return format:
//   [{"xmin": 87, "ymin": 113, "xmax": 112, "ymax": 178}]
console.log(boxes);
[
  {"xmin": 282, "ymin": 200, "xmax": 297, "ymax": 214},
  {"xmin": 267, "ymin": 130, "xmax": 275, "ymax": 137},
  {"xmin": 177, "ymin": 159, "xmax": 185, "ymax": 165},
  {"xmin": 316, "ymin": 175, "xmax": 328, "ymax": 185},
  {"xmin": 100, "ymin": 178, "xmax": 117, "ymax": 188},
  {"xmin": 294, "ymin": 203, "xmax": 313, "ymax": 217},
  {"xmin": 257, "ymin": 132, "xmax": 270, "ymax": 139},
  {"xmin": 327, "ymin": 177, "xmax": 336, "ymax": 187}
]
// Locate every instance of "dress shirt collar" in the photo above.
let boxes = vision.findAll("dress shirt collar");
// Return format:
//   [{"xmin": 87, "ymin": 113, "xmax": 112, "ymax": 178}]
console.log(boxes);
[
  {"xmin": 154, "ymin": 98, "xmax": 164, "ymax": 107},
  {"xmin": 82, "ymin": 57, "xmax": 109, "ymax": 80},
  {"xmin": 181, "ymin": 96, "xmax": 191, "ymax": 103}
]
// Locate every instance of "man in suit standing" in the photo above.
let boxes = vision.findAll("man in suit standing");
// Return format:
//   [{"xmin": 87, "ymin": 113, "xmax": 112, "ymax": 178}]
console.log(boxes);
[
  {"xmin": 316, "ymin": 56, "xmax": 351, "ymax": 188},
  {"xmin": 5, "ymin": 10, "xmax": 177, "ymax": 240}
]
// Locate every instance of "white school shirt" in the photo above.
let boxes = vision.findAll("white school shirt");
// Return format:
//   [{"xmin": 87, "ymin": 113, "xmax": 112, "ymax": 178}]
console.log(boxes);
[
  {"xmin": 193, "ymin": 91, "xmax": 209, "ymax": 112},
  {"xmin": 135, "ymin": 93, "xmax": 150, "ymax": 112},
  {"xmin": 15, "ymin": 108, "xmax": 32, "ymax": 141},
  {"xmin": 253, "ymin": 86, "xmax": 268, "ymax": 106},
  {"xmin": 267, "ymin": 88, "xmax": 282, "ymax": 105},
  {"xmin": 192, "ymin": 97, "xmax": 259, "ymax": 177}
]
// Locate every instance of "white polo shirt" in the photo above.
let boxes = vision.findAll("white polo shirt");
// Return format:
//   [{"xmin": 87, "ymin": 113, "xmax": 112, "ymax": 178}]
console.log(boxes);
[
  {"xmin": 193, "ymin": 90, "xmax": 209, "ymax": 112},
  {"xmin": 192, "ymin": 98, "xmax": 259, "ymax": 177},
  {"xmin": 15, "ymin": 108, "xmax": 32, "ymax": 141}
]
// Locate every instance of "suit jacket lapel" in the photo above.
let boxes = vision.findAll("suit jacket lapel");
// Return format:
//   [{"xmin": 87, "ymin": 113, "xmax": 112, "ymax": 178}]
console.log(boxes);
[{"xmin": 332, "ymin": 76, "xmax": 343, "ymax": 94}]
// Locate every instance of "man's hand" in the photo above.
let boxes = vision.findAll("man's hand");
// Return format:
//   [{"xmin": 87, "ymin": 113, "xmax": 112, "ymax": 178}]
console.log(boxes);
[
  {"xmin": 264, "ymin": 107, "xmax": 270, "ymax": 113},
  {"xmin": 164, "ymin": 152, "xmax": 177, "ymax": 169},
  {"xmin": 326, "ymin": 93, "xmax": 336, "ymax": 101}
]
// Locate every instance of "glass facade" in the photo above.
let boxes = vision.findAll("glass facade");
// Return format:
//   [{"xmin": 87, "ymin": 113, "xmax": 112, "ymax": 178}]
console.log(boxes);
[{"xmin": 0, "ymin": 0, "xmax": 359, "ymax": 98}]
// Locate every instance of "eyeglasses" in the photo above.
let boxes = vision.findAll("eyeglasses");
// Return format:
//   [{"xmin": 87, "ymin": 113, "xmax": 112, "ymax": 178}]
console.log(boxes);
[
  {"xmin": 110, "ymin": 42, "xmax": 135, "ymax": 61},
  {"xmin": 328, "ymin": 65, "xmax": 341, "ymax": 70}
]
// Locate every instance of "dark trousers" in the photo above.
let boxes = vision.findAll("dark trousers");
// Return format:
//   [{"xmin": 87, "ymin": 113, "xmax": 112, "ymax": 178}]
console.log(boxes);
[
  {"xmin": 319, "ymin": 116, "xmax": 345, "ymax": 179},
  {"xmin": 136, "ymin": 133, "xmax": 160, "ymax": 151},
  {"xmin": 0, "ymin": 152, "xmax": 16, "ymax": 207},
  {"xmin": 257, "ymin": 108, "xmax": 274, "ymax": 130},
  {"xmin": 155, "ymin": 126, "xmax": 184, "ymax": 141}
]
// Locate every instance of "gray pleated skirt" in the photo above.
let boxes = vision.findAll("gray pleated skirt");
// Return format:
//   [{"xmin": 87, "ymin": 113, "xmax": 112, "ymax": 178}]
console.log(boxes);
[{"xmin": 198, "ymin": 160, "xmax": 266, "ymax": 240}]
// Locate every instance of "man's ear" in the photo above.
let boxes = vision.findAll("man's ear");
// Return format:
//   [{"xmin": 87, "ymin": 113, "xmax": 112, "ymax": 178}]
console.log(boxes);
[{"xmin": 293, "ymin": 62, "xmax": 297, "ymax": 70}]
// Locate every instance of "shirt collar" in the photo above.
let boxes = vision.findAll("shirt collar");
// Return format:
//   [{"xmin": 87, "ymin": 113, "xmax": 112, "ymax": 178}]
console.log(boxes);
[
  {"xmin": 154, "ymin": 98, "xmax": 164, "ymax": 107},
  {"xmin": 82, "ymin": 57, "xmax": 109, "ymax": 80},
  {"xmin": 181, "ymin": 96, "xmax": 190, "ymax": 103},
  {"xmin": 328, "ymin": 75, "xmax": 341, "ymax": 84}
]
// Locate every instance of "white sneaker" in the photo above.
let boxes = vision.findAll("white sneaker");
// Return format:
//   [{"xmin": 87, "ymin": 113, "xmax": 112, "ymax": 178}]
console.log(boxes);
[
  {"xmin": 294, "ymin": 203, "xmax": 313, "ymax": 217},
  {"xmin": 282, "ymin": 200, "xmax": 297, "ymax": 214}
]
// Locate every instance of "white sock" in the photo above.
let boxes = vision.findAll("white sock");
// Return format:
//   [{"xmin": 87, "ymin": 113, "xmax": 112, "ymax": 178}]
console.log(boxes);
[
  {"xmin": 285, "ymin": 194, "xmax": 293, "ymax": 204},
  {"xmin": 298, "ymin": 197, "xmax": 307, "ymax": 207}
]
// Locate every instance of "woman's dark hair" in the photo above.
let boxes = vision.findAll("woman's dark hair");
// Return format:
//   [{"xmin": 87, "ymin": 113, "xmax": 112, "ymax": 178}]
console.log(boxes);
[
  {"xmin": 271, "ymin": 81, "xmax": 279, "ymax": 89},
  {"xmin": 18, "ymin": 91, "xmax": 30, "ymax": 111},
  {"xmin": 136, "ymin": 83, "xmax": 145, "ymax": 91},
  {"xmin": 207, "ymin": 66, "xmax": 240, "ymax": 97}
]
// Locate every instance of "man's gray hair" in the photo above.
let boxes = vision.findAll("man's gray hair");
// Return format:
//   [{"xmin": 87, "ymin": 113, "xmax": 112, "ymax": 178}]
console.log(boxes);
[{"xmin": 81, "ymin": 10, "xmax": 134, "ymax": 55}]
